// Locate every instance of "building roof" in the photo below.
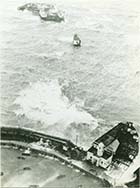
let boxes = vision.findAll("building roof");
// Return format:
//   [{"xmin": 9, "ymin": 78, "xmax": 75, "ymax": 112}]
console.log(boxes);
[
  {"xmin": 94, "ymin": 123, "xmax": 123, "ymax": 147},
  {"xmin": 90, "ymin": 122, "xmax": 139, "ymax": 152},
  {"xmin": 106, "ymin": 139, "xmax": 120, "ymax": 153},
  {"xmin": 88, "ymin": 122, "xmax": 139, "ymax": 162},
  {"xmin": 88, "ymin": 146, "xmax": 112, "ymax": 159}
]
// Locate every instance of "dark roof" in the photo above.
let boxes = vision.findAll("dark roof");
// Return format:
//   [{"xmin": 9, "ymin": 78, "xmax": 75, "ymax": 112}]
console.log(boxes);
[
  {"xmin": 88, "ymin": 122, "xmax": 139, "ymax": 162},
  {"xmin": 88, "ymin": 146, "xmax": 97, "ymax": 154},
  {"xmin": 103, "ymin": 150, "xmax": 112, "ymax": 159},
  {"xmin": 94, "ymin": 123, "xmax": 123, "ymax": 147},
  {"xmin": 88, "ymin": 146, "xmax": 112, "ymax": 159},
  {"xmin": 92, "ymin": 122, "xmax": 139, "ymax": 148}
]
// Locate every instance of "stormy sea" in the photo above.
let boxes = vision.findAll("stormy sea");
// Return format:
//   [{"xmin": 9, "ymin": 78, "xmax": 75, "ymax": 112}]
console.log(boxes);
[{"xmin": 1, "ymin": 0, "xmax": 140, "ymax": 150}]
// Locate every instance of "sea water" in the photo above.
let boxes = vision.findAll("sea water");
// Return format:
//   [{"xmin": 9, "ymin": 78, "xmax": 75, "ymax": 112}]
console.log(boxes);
[{"xmin": 0, "ymin": 0, "xmax": 140, "ymax": 148}]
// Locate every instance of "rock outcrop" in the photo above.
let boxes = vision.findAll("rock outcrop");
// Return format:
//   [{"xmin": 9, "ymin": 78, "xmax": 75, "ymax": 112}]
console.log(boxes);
[{"xmin": 18, "ymin": 3, "xmax": 64, "ymax": 22}]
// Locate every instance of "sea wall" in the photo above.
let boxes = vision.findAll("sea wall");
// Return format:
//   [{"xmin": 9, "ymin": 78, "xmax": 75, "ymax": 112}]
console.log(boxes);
[
  {"xmin": 1, "ymin": 126, "xmax": 138, "ymax": 187},
  {"xmin": 1, "ymin": 126, "xmax": 86, "ymax": 160},
  {"xmin": 1, "ymin": 140, "xmax": 111, "ymax": 188}
]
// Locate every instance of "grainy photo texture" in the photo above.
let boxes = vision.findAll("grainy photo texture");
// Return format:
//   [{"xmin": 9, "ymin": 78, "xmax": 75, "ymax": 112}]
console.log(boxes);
[{"xmin": 0, "ymin": 0, "xmax": 140, "ymax": 188}]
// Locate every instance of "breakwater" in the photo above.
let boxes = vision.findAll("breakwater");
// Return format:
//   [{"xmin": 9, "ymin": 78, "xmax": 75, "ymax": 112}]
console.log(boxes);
[
  {"xmin": 1, "ymin": 126, "xmax": 138, "ymax": 187},
  {"xmin": 1, "ymin": 126, "xmax": 86, "ymax": 160},
  {"xmin": 1, "ymin": 126, "xmax": 111, "ymax": 187}
]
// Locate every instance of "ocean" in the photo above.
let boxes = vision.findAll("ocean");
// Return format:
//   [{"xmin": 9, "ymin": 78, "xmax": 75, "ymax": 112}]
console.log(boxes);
[{"xmin": 1, "ymin": 0, "xmax": 140, "ymax": 149}]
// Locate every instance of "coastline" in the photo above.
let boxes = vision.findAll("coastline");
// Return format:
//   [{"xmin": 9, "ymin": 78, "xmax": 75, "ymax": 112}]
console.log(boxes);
[
  {"xmin": 0, "ymin": 140, "xmax": 111, "ymax": 187},
  {"xmin": 1, "ymin": 126, "xmax": 113, "ymax": 187},
  {"xmin": 2, "ymin": 126, "xmax": 138, "ymax": 188},
  {"xmin": 1, "ymin": 125, "xmax": 139, "ymax": 187}
]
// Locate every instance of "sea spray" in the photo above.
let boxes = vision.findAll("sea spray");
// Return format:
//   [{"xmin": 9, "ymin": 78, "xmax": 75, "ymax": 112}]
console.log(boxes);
[{"xmin": 14, "ymin": 80, "xmax": 98, "ymax": 130}]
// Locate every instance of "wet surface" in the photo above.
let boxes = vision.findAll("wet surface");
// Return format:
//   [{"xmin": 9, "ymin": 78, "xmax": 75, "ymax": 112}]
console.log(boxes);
[
  {"xmin": 0, "ymin": 0, "xmax": 140, "ymax": 149},
  {"xmin": 1, "ymin": 147, "xmax": 106, "ymax": 188}
]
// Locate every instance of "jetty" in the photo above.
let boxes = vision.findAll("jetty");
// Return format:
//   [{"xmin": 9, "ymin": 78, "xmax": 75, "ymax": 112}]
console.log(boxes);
[{"xmin": 1, "ymin": 122, "xmax": 139, "ymax": 187}]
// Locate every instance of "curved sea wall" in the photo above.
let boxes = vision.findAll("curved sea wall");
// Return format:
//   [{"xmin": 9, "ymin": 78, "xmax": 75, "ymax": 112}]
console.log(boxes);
[
  {"xmin": 1, "ymin": 126, "xmax": 85, "ymax": 160},
  {"xmin": 0, "ymin": 126, "xmax": 111, "ymax": 187},
  {"xmin": 1, "ymin": 125, "xmax": 139, "ymax": 187}
]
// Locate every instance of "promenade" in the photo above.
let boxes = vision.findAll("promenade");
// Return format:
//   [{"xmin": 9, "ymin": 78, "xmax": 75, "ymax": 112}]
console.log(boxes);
[{"xmin": 0, "ymin": 140, "xmax": 111, "ymax": 187}]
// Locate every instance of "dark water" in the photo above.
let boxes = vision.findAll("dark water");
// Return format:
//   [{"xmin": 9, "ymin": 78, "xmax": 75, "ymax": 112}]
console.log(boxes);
[
  {"xmin": 1, "ymin": 148, "xmax": 107, "ymax": 187},
  {"xmin": 1, "ymin": 0, "xmax": 140, "ymax": 148},
  {"xmin": 127, "ymin": 168, "xmax": 140, "ymax": 188}
]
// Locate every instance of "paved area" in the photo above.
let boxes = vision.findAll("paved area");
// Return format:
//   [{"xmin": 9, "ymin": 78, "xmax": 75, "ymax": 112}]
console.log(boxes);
[{"xmin": 1, "ymin": 145, "xmax": 108, "ymax": 188}]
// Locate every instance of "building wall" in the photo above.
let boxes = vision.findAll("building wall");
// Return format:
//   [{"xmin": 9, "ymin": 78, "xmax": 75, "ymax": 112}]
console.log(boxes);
[
  {"xmin": 87, "ymin": 152, "xmax": 98, "ymax": 164},
  {"xmin": 99, "ymin": 156, "xmax": 113, "ymax": 169},
  {"xmin": 87, "ymin": 151, "xmax": 113, "ymax": 169}
]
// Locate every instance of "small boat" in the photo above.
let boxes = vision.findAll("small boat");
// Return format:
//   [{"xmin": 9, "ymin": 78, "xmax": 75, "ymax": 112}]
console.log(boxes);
[
  {"xmin": 22, "ymin": 148, "xmax": 31, "ymax": 156},
  {"xmin": 23, "ymin": 167, "xmax": 31, "ymax": 171},
  {"xmin": 57, "ymin": 174, "xmax": 66, "ymax": 179},
  {"xmin": 17, "ymin": 156, "xmax": 26, "ymax": 160},
  {"xmin": 29, "ymin": 185, "xmax": 39, "ymax": 188},
  {"xmin": 73, "ymin": 34, "xmax": 81, "ymax": 47}
]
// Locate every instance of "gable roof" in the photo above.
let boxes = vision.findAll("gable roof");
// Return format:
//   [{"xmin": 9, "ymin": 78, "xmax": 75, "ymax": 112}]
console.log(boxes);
[
  {"xmin": 106, "ymin": 139, "xmax": 120, "ymax": 152},
  {"xmin": 88, "ymin": 146, "xmax": 112, "ymax": 159}
]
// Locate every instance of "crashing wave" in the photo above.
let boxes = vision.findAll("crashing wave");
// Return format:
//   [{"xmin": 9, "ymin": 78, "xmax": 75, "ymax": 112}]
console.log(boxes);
[{"xmin": 14, "ymin": 80, "xmax": 98, "ymax": 126}]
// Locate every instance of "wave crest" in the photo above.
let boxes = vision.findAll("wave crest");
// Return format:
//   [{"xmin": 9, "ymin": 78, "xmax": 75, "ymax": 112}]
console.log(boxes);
[{"xmin": 14, "ymin": 80, "xmax": 98, "ymax": 127}]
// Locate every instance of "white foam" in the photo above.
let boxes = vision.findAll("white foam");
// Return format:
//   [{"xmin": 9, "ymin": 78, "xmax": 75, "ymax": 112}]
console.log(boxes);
[{"xmin": 14, "ymin": 80, "xmax": 97, "ymax": 127}]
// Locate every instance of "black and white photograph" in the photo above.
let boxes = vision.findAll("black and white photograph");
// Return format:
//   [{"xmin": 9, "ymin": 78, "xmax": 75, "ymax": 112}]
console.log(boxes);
[{"xmin": 0, "ymin": 0, "xmax": 140, "ymax": 187}]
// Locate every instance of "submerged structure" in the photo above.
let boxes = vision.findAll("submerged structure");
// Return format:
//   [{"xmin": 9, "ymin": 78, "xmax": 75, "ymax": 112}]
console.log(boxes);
[{"xmin": 18, "ymin": 3, "xmax": 64, "ymax": 22}]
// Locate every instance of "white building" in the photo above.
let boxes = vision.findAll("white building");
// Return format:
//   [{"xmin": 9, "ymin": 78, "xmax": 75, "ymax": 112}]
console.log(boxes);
[{"xmin": 87, "ymin": 140, "xmax": 120, "ymax": 169}]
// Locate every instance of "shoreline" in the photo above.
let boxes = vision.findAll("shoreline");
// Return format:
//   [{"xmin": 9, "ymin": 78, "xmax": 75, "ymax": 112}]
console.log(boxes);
[
  {"xmin": 1, "ymin": 126, "xmax": 138, "ymax": 187},
  {"xmin": 0, "ymin": 140, "xmax": 111, "ymax": 187}
]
